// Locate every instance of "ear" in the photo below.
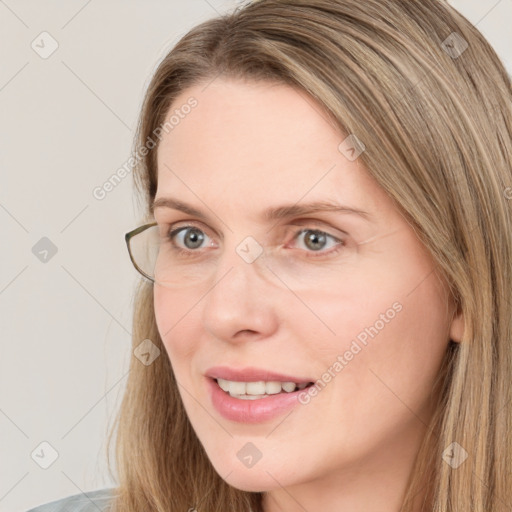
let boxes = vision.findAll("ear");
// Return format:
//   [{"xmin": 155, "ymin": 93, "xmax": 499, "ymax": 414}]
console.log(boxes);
[{"xmin": 449, "ymin": 303, "xmax": 465, "ymax": 343}]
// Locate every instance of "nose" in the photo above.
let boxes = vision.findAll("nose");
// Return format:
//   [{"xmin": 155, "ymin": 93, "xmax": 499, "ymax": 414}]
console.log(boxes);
[{"xmin": 200, "ymin": 242, "xmax": 281, "ymax": 343}]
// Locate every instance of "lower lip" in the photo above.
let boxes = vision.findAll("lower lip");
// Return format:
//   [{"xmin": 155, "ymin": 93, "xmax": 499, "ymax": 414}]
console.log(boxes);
[{"xmin": 207, "ymin": 378, "xmax": 308, "ymax": 423}]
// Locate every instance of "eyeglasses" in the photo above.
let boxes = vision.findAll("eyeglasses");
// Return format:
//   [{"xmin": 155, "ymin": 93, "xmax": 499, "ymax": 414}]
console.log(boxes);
[
  {"xmin": 126, "ymin": 221, "xmax": 229, "ymax": 288},
  {"xmin": 125, "ymin": 221, "xmax": 353, "ymax": 291},
  {"xmin": 125, "ymin": 222, "xmax": 159, "ymax": 283}
]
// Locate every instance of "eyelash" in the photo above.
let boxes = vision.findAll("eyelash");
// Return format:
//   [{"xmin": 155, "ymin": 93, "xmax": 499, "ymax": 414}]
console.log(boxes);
[{"xmin": 165, "ymin": 223, "xmax": 345, "ymax": 259}]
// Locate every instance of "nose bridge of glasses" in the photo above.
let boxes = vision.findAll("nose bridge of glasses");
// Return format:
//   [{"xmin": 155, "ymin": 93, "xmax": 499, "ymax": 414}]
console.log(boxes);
[
  {"xmin": 203, "ymin": 232, "xmax": 266, "ymax": 276},
  {"xmin": 206, "ymin": 232, "xmax": 281, "ymax": 287}
]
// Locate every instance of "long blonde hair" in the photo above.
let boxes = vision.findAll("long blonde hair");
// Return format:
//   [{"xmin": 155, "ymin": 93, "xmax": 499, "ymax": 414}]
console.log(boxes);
[{"xmin": 106, "ymin": 1, "xmax": 512, "ymax": 510}]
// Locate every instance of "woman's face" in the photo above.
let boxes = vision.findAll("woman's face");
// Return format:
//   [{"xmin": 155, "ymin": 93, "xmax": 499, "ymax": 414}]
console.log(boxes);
[{"xmin": 153, "ymin": 78, "xmax": 464, "ymax": 499}]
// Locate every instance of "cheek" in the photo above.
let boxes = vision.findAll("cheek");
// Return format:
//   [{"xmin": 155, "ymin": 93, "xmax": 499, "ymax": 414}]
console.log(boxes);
[
  {"xmin": 377, "ymin": 279, "xmax": 451, "ymax": 384},
  {"xmin": 153, "ymin": 286, "xmax": 201, "ymax": 373},
  {"xmin": 316, "ymin": 272, "xmax": 450, "ymax": 426},
  {"xmin": 298, "ymin": 254, "xmax": 451, "ymax": 401}
]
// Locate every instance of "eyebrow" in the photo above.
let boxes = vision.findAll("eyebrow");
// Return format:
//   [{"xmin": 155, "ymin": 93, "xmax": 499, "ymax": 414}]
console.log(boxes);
[{"xmin": 152, "ymin": 197, "xmax": 373, "ymax": 223}]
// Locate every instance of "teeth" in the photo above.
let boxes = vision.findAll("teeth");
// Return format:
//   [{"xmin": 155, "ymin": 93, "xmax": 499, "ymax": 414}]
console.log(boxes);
[
  {"xmin": 246, "ymin": 381, "xmax": 266, "ymax": 395},
  {"xmin": 217, "ymin": 379, "xmax": 231, "ymax": 392},
  {"xmin": 229, "ymin": 380, "xmax": 246, "ymax": 395},
  {"xmin": 266, "ymin": 381, "xmax": 282, "ymax": 395},
  {"xmin": 216, "ymin": 378, "xmax": 310, "ymax": 398},
  {"xmin": 281, "ymin": 382, "xmax": 296, "ymax": 392}
]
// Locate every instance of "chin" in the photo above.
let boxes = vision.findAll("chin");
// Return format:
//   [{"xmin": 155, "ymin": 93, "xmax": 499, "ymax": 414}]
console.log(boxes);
[
  {"xmin": 205, "ymin": 453, "xmax": 296, "ymax": 493},
  {"xmin": 221, "ymin": 471, "xmax": 279, "ymax": 493}
]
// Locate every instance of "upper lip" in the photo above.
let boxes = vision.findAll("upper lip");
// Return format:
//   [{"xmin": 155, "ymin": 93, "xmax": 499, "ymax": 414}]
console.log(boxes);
[{"xmin": 205, "ymin": 366, "xmax": 314, "ymax": 384}]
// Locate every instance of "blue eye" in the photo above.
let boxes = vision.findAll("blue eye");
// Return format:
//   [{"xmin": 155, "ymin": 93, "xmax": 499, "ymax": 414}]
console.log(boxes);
[
  {"xmin": 292, "ymin": 228, "xmax": 344, "ymax": 255},
  {"xmin": 167, "ymin": 225, "xmax": 345, "ymax": 258},
  {"xmin": 170, "ymin": 226, "xmax": 210, "ymax": 250}
]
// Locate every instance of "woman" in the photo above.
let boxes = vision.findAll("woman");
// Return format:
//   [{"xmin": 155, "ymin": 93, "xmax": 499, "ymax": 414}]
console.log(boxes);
[{"xmin": 27, "ymin": 0, "xmax": 512, "ymax": 510}]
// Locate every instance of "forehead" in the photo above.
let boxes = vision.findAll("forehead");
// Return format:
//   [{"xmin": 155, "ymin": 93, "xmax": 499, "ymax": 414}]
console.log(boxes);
[
  {"xmin": 158, "ymin": 79, "xmax": 339, "ymax": 167},
  {"xmin": 155, "ymin": 78, "xmax": 389, "ymax": 220}
]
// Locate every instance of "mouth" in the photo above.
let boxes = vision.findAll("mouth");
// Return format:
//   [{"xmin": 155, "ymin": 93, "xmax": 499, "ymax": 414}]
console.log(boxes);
[
  {"xmin": 207, "ymin": 376, "xmax": 316, "ymax": 423},
  {"xmin": 213, "ymin": 377, "xmax": 315, "ymax": 400},
  {"xmin": 205, "ymin": 366, "xmax": 317, "ymax": 422}
]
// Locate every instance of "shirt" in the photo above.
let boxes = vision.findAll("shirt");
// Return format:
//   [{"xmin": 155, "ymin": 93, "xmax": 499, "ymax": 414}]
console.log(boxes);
[{"xmin": 25, "ymin": 487, "xmax": 115, "ymax": 512}]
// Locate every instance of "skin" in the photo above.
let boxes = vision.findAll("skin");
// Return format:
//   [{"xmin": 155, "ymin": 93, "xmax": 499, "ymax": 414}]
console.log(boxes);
[{"xmin": 152, "ymin": 78, "xmax": 464, "ymax": 512}]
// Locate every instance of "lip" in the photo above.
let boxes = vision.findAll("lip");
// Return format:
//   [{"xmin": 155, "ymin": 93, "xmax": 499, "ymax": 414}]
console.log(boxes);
[
  {"xmin": 207, "ymin": 376, "xmax": 312, "ymax": 423},
  {"xmin": 204, "ymin": 366, "xmax": 315, "ymax": 424},
  {"xmin": 205, "ymin": 365, "xmax": 313, "ymax": 384}
]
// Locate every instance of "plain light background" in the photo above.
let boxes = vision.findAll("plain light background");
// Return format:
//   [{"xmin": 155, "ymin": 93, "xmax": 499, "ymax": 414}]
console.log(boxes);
[{"xmin": 0, "ymin": 1, "xmax": 510, "ymax": 511}]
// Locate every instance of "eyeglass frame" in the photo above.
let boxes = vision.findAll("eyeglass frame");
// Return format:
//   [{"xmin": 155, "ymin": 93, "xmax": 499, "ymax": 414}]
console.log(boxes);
[
  {"xmin": 126, "ymin": 220, "xmax": 362, "ymax": 289},
  {"xmin": 125, "ymin": 221, "xmax": 158, "ymax": 283}
]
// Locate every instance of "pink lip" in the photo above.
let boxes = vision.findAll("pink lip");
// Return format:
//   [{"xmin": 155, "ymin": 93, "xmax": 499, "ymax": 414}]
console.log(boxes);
[
  {"xmin": 206, "ymin": 377, "xmax": 311, "ymax": 423},
  {"xmin": 204, "ymin": 366, "xmax": 315, "ymax": 423},
  {"xmin": 205, "ymin": 365, "xmax": 313, "ymax": 384}
]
